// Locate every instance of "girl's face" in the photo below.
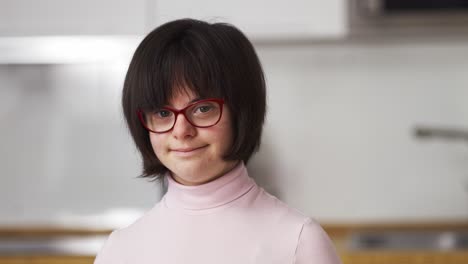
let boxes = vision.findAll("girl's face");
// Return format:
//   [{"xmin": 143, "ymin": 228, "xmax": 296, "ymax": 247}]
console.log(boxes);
[{"xmin": 149, "ymin": 88, "xmax": 238, "ymax": 186}]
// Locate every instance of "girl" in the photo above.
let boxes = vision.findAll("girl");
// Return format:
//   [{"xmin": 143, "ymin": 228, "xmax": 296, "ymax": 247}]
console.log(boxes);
[{"xmin": 95, "ymin": 18, "xmax": 341, "ymax": 264}]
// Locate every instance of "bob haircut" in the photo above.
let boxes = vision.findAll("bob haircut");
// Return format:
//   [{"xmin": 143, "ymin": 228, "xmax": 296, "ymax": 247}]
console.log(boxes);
[{"xmin": 122, "ymin": 18, "xmax": 266, "ymax": 181}]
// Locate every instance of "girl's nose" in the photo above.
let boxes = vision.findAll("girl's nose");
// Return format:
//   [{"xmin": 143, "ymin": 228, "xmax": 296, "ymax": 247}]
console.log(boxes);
[{"xmin": 171, "ymin": 113, "xmax": 196, "ymax": 139}]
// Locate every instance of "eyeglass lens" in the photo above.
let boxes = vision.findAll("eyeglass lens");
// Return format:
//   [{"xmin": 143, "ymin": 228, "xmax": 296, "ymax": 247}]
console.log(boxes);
[{"xmin": 143, "ymin": 100, "xmax": 221, "ymax": 132}]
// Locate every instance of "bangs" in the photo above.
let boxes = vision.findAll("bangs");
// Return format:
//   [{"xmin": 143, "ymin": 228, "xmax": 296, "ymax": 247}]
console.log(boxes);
[{"xmin": 138, "ymin": 37, "xmax": 226, "ymax": 110}]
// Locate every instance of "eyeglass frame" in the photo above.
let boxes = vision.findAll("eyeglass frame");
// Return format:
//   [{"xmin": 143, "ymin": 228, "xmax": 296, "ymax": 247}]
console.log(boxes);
[{"xmin": 137, "ymin": 98, "xmax": 225, "ymax": 133}]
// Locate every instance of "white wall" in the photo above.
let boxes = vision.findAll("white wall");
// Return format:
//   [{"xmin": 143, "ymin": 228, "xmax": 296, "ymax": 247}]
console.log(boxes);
[
  {"xmin": 0, "ymin": 62, "xmax": 162, "ymax": 229},
  {"xmin": 250, "ymin": 39, "xmax": 468, "ymax": 222},
  {"xmin": 1, "ymin": 38, "xmax": 467, "ymax": 227}
]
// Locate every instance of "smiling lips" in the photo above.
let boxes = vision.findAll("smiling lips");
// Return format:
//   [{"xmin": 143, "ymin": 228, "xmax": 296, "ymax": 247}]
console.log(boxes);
[{"xmin": 171, "ymin": 145, "xmax": 207, "ymax": 153}]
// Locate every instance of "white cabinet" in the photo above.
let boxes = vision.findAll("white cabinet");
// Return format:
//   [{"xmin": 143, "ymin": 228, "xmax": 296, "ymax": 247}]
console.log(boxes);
[
  {"xmin": 0, "ymin": 0, "xmax": 347, "ymax": 39},
  {"xmin": 152, "ymin": 0, "xmax": 347, "ymax": 40},
  {"xmin": 0, "ymin": 0, "xmax": 148, "ymax": 35}
]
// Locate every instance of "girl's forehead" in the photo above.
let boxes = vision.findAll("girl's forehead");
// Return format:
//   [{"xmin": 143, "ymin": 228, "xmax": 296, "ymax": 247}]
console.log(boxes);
[
  {"xmin": 166, "ymin": 86, "xmax": 209, "ymax": 108},
  {"xmin": 143, "ymin": 82, "xmax": 220, "ymax": 110},
  {"xmin": 166, "ymin": 89, "xmax": 200, "ymax": 108}
]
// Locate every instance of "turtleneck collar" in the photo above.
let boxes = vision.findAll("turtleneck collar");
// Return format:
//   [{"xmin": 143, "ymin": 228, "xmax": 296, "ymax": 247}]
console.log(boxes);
[{"xmin": 163, "ymin": 161, "xmax": 255, "ymax": 211}]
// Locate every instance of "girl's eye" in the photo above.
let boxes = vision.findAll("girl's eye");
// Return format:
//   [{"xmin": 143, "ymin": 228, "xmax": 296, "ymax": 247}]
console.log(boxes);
[
  {"xmin": 155, "ymin": 110, "xmax": 173, "ymax": 118},
  {"xmin": 196, "ymin": 105, "xmax": 213, "ymax": 113}
]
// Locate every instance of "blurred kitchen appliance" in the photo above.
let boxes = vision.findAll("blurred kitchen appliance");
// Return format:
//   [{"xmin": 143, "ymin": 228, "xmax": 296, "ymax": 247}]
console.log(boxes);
[
  {"xmin": 349, "ymin": 0, "xmax": 468, "ymax": 37},
  {"xmin": 359, "ymin": 0, "xmax": 468, "ymax": 15}
]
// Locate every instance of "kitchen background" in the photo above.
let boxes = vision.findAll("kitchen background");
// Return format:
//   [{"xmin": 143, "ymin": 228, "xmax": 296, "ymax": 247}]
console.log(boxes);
[{"xmin": 1, "ymin": 0, "xmax": 468, "ymax": 262}]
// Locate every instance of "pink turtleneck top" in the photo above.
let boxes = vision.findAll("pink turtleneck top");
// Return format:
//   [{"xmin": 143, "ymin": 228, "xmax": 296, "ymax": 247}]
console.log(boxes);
[{"xmin": 94, "ymin": 162, "xmax": 342, "ymax": 264}]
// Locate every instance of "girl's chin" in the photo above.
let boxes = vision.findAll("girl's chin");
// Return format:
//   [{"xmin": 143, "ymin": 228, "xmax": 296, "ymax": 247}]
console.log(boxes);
[{"xmin": 171, "ymin": 167, "xmax": 224, "ymax": 185}]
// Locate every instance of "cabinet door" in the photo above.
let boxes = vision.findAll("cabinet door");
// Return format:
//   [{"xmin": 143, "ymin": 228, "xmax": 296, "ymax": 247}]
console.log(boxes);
[
  {"xmin": 0, "ymin": 0, "xmax": 148, "ymax": 35},
  {"xmin": 151, "ymin": 0, "xmax": 347, "ymax": 40}
]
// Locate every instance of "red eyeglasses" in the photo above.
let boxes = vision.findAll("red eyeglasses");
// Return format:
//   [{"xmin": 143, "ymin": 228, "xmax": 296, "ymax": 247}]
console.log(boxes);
[{"xmin": 137, "ymin": 98, "xmax": 224, "ymax": 133}]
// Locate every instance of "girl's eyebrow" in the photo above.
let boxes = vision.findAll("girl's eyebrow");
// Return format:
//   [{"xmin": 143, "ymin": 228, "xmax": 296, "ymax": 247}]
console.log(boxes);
[
  {"xmin": 188, "ymin": 97, "xmax": 202, "ymax": 104},
  {"xmin": 165, "ymin": 97, "xmax": 202, "ymax": 108}
]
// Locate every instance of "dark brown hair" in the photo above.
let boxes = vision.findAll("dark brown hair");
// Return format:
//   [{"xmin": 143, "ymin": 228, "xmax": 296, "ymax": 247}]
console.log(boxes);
[{"xmin": 122, "ymin": 18, "xmax": 266, "ymax": 181}]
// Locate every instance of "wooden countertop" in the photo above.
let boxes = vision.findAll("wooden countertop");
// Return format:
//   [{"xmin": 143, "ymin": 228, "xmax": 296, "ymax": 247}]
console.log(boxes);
[
  {"xmin": 1, "ymin": 221, "xmax": 468, "ymax": 264},
  {"xmin": 323, "ymin": 221, "xmax": 468, "ymax": 264}
]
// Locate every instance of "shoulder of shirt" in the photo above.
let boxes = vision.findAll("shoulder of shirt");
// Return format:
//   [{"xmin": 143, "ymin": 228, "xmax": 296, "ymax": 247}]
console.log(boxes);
[
  {"xmin": 255, "ymin": 186, "xmax": 325, "ymax": 236},
  {"xmin": 96, "ymin": 205, "xmax": 156, "ymax": 261},
  {"xmin": 293, "ymin": 217, "xmax": 342, "ymax": 264},
  {"xmin": 104, "ymin": 202, "xmax": 163, "ymax": 242},
  {"xmin": 253, "ymin": 186, "xmax": 313, "ymax": 225},
  {"xmin": 254, "ymin": 189, "xmax": 340, "ymax": 263},
  {"xmin": 248, "ymin": 187, "xmax": 338, "ymax": 263}
]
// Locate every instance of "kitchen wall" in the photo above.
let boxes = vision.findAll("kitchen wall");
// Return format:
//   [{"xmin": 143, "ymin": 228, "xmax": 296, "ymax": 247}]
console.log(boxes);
[
  {"xmin": 0, "ymin": 61, "xmax": 162, "ymax": 229},
  {"xmin": 1, "ymin": 37, "xmax": 467, "ymax": 227},
  {"xmin": 252, "ymin": 39, "xmax": 468, "ymax": 222}
]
